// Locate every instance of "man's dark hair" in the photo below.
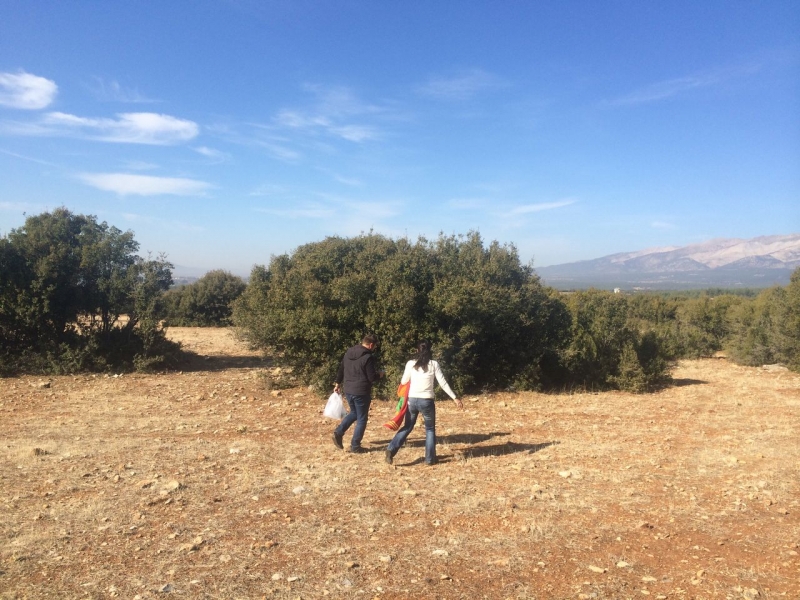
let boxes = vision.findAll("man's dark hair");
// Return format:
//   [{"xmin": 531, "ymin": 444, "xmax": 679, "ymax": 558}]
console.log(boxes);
[{"xmin": 362, "ymin": 334, "xmax": 379, "ymax": 347}]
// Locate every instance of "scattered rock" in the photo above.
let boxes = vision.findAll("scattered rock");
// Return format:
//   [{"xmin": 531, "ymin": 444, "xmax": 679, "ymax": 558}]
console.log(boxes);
[
  {"xmin": 379, "ymin": 555, "xmax": 392, "ymax": 563},
  {"xmin": 158, "ymin": 584, "xmax": 173, "ymax": 593},
  {"xmin": 432, "ymin": 549, "xmax": 449, "ymax": 557},
  {"xmin": 160, "ymin": 480, "xmax": 184, "ymax": 495},
  {"xmin": 558, "ymin": 470, "xmax": 572, "ymax": 478},
  {"xmin": 642, "ymin": 576, "xmax": 657, "ymax": 582},
  {"xmin": 742, "ymin": 589, "xmax": 760, "ymax": 600},
  {"xmin": 489, "ymin": 558, "xmax": 510, "ymax": 567},
  {"xmin": 616, "ymin": 561, "xmax": 630, "ymax": 568},
  {"xmin": 292, "ymin": 486, "xmax": 307, "ymax": 495},
  {"xmin": 588, "ymin": 565, "xmax": 606, "ymax": 573},
  {"xmin": 270, "ymin": 390, "xmax": 282, "ymax": 397}
]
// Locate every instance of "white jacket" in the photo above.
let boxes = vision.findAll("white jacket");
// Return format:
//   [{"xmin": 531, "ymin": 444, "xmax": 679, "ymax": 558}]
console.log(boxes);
[{"xmin": 400, "ymin": 359, "xmax": 457, "ymax": 400}]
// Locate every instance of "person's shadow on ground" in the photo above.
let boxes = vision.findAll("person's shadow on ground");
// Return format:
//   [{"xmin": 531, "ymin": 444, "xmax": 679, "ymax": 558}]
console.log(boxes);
[{"xmin": 377, "ymin": 434, "xmax": 559, "ymax": 467}]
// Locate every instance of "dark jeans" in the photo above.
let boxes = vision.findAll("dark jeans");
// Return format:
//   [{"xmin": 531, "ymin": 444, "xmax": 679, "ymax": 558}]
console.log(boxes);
[
  {"xmin": 387, "ymin": 397, "xmax": 436, "ymax": 463},
  {"xmin": 335, "ymin": 393, "xmax": 371, "ymax": 450}
]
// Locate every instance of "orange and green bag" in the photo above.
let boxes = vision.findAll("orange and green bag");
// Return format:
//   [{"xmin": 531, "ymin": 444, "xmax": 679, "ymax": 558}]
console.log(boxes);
[{"xmin": 383, "ymin": 381, "xmax": 410, "ymax": 431}]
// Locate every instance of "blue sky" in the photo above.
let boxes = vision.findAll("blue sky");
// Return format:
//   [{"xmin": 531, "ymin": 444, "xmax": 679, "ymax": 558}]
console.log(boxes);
[{"xmin": 1, "ymin": 1, "xmax": 798, "ymax": 277}]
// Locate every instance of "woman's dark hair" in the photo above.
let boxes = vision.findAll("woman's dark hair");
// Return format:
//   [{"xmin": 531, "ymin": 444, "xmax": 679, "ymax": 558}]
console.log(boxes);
[{"xmin": 413, "ymin": 341, "xmax": 432, "ymax": 371}]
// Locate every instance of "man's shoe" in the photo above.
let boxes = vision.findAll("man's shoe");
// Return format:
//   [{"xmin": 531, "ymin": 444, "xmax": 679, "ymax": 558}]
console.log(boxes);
[
  {"xmin": 425, "ymin": 458, "xmax": 438, "ymax": 466},
  {"xmin": 348, "ymin": 446, "xmax": 368, "ymax": 454},
  {"xmin": 385, "ymin": 448, "xmax": 394, "ymax": 465},
  {"xmin": 332, "ymin": 432, "xmax": 343, "ymax": 450}
]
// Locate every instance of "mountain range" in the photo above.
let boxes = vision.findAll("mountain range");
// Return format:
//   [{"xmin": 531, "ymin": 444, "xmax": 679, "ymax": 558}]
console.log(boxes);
[{"xmin": 535, "ymin": 234, "xmax": 800, "ymax": 290}]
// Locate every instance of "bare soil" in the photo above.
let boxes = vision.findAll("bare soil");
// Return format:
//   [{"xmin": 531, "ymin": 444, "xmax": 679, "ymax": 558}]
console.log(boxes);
[{"xmin": 1, "ymin": 327, "xmax": 799, "ymax": 600}]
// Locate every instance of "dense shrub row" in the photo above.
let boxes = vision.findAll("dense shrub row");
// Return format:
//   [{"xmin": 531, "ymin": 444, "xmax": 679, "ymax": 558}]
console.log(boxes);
[
  {"xmin": 0, "ymin": 209, "xmax": 179, "ymax": 374},
  {"xmin": 621, "ymin": 278, "xmax": 799, "ymax": 371},
  {"xmin": 232, "ymin": 233, "xmax": 676, "ymax": 394}
]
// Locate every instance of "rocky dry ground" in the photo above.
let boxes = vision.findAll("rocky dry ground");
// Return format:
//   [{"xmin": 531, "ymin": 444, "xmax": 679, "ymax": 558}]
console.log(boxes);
[{"xmin": 1, "ymin": 327, "xmax": 799, "ymax": 600}]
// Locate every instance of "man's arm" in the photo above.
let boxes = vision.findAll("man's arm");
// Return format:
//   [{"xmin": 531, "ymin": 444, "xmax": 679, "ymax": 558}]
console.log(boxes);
[
  {"xmin": 334, "ymin": 359, "xmax": 344, "ymax": 392},
  {"xmin": 364, "ymin": 355, "xmax": 383, "ymax": 383}
]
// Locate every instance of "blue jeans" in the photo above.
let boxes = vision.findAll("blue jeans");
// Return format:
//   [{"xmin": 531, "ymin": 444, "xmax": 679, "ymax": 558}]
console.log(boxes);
[
  {"xmin": 335, "ymin": 394, "xmax": 371, "ymax": 450},
  {"xmin": 387, "ymin": 397, "xmax": 436, "ymax": 463}
]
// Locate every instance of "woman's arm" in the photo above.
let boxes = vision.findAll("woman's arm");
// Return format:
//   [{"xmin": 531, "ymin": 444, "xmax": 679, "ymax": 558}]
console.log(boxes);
[
  {"xmin": 400, "ymin": 361, "xmax": 413, "ymax": 385},
  {"xmin": 433, "ymin": 362, "xmax": 458, "ymax": 400}
]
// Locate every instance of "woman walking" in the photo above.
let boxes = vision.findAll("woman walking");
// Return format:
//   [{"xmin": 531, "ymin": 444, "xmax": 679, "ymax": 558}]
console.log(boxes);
[{"xmin": 385, "ymin": 341, "xmax": 463, "ymax": 466}]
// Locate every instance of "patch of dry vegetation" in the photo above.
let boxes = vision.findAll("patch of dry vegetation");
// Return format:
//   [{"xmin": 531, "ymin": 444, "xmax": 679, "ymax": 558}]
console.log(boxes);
[{"xmin": 1, "ymin": 328, "xmax": 798, "ymax": 599}]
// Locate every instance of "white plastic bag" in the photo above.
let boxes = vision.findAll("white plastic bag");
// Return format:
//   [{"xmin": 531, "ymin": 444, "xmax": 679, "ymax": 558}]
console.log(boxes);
[{"xmin": 323, "ymin": 391, "xmax": 347, "ymax": 419}]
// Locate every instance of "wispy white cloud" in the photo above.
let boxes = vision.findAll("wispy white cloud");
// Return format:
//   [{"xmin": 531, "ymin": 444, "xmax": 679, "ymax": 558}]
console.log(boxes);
[
  {"xmin": 79, "ymin": 172, "xmax": 212, "ymax": 196},
  {"xmin": 417, "ymin": 69, "xmax": 504, "ymax": 101},
  {"xmin": 303, "ymin": 83, "xmax": 383, "ymax": 118},
  {"xmin": 0, "ymin": 147, "xmax": 61, "ymax": 168},
  {"xmin": 0, "ymin": 71, "xmax": 57, "ymax": 109},
  {"xmin": 612, "ymin": 62, "xmax": 762, "ymax": 106},
  {"xmin": 314, "ymin": 191, "xmax": 403, "ymax": 220},
  {"xmin": 121, "ymin": 160, "xmax": 160, "ymax": 171},
  {"xmin": 328, "ymin": 124, "xmax": 378, "ymax": 142},
  {"xmin": 249, "ymin": 183, "xmax": 290, "ymax": 197},
  {"xmin": 194, "ymin": 146, "xmax": 230, "ymax": 163},
  {"xmin": 41, "ymin": 112, "xmax": 199, "ymax": 144},
  {"xmin": 506, "ymin": 199, "xmax": 576, "ymax": 215},
  {"xmin": 253, "ymin": 138, "xmax": 302, "ymax": 162},
  {"xmin": 331, "ymin": 173, "xmax": 363, "ymax": 187},
  {"xmin": 271, "ymin": 84, "xmax": 383, "ymax": 143},
  {"xmin": 252, "ymin": 189, "xmax": 403, "ymax": 227},
  {"xmin": 90, "ymin": 78, "xmax": 156, "ymax": 103}
]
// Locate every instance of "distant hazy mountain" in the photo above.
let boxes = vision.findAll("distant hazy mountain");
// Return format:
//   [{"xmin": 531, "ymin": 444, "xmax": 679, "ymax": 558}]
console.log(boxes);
[{"xmin": 535, "ymin": 234, "xmax": 800, "ymax": 290}]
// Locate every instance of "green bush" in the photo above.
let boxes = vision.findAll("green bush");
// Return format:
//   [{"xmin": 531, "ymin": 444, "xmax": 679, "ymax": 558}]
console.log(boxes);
[
  {"xmin": 782, "ymin": 268, "xmax": 800, "ymax": 371},
  {"xmin": 673, "ymin": 295, "xmax": 741, "ymax": 358},
  {"xmin": 164, "ymin": 270, "xmax": 246, "ymax": 326},
  {"xmin": 726, "ymin": 287, "xmax": 784, "ymax": 366},
  {"xmin": 233, "ymin": 232, "xmax": 570, "ymax": 395},
  {"xmin": 0, "ymin": 208, "xmax": 179, "ymax": 374},
  {"xmin": 560, "ymin": 290, "xmax": 673, "ymax": 392}
]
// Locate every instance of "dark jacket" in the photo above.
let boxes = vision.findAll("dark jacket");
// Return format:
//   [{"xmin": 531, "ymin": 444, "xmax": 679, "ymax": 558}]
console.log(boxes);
[{"xmin": 336, "ymin": 344, "xmax": 381, "ymax": 397}]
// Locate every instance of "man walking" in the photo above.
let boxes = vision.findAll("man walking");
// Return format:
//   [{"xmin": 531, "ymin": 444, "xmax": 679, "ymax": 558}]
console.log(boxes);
[{"xmin": 332, "ymin": 334, "xmax": 384, "ymax": 453}]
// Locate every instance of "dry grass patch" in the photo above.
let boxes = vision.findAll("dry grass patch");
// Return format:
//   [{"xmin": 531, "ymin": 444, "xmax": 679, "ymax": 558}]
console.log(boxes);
[{"xmin": 1, "ymin": 329, "xmax": 798, "ymax": 599}]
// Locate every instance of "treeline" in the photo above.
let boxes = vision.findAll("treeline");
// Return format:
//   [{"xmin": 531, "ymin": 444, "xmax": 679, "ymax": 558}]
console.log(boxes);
[{"xmin": 3, "ymin": 211, "xmax": 797, "ymax": 390}]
